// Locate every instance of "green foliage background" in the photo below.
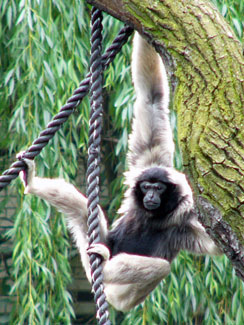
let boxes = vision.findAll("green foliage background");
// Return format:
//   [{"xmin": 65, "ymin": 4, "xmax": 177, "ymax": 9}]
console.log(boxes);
[{"xmin": 0, "ymin": 0, "xmax": 243, "ymax": 324}]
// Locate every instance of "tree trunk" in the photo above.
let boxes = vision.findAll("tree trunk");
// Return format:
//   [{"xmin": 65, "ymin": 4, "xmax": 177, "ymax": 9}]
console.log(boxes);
[{"xmin": 88, "ymin": 0, "xmax": 244, "ymax": 279}]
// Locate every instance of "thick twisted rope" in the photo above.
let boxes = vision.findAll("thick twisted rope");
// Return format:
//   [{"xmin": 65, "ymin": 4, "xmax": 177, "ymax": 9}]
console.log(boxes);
[
  {"xmin": 86, "ymin": 8, "xmax": 111, "ymax": 325},
  {"xmin": 0, "ymin": 25, "xmax": 133, "ymax": 191}
]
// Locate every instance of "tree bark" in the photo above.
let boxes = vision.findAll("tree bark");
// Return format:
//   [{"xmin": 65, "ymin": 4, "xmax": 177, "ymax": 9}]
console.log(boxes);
[{"xmin": 87, "ymin": 0, "xmax": 244, "ymax": 279}]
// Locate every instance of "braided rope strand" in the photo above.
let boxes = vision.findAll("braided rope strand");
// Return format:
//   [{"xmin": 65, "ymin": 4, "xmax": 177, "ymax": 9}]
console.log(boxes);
[
  {"xmin": 0, "ymin": 25, "xmax": 133, "ymax": 191},
  {"xmin": 86, "ymin": 8, "xmax": 111, "ymax": 325}
]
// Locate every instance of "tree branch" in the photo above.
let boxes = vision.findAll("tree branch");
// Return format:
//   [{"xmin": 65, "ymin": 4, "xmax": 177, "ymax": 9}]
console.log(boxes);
[{"xmin": 197, "ymin": 197, "xmax": 244, "ymax": 281}]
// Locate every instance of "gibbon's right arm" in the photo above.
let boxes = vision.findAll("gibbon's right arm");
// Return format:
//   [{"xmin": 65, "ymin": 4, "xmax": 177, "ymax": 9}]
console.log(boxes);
[{"xmin": 128, "ymin": 32, "xmax": 175, "ymax": 170}]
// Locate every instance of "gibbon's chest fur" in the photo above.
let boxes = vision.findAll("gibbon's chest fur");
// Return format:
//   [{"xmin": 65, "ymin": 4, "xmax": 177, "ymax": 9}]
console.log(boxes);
[{"xmin": 107, "ymin": 218, "xmax": 191, "ymax": 262}]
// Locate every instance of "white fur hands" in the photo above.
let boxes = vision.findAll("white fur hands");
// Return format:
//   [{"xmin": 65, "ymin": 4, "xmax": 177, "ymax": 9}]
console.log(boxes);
[
  {"xmin": 17, "ymin": 152, "xmax": 35, "ymax": 192},
  {"xmin": 87, "ymin": 243, "xmax": 111, "ymax": 261}
]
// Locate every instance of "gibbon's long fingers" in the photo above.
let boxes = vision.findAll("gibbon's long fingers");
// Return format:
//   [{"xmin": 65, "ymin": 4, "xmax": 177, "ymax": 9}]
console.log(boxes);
[
  {"xmin": 17, "ymin": 154, "xmax": 36, "ymax": 190},
  {"xmin": 87, "ymin": 243, "xmax": 111, "ymax": 260}
]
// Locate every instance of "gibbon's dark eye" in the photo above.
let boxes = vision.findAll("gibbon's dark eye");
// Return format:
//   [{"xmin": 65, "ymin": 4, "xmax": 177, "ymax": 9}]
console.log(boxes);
[
  {"xmin": 155, "ymin": 182, "xmax": 166, "ymax": 194},
  {"xmin": 140, "ymin": 181, "xmax": 151, "ymax": 194}
]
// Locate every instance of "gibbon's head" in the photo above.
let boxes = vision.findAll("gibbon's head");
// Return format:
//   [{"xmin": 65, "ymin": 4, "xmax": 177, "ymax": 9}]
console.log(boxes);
[{"xmin": 133, "ymin": 167, "xmax": 194, "ymax": 221}]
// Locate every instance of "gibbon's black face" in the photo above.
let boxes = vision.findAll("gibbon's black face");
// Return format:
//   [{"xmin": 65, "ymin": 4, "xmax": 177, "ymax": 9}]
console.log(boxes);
[
  {"xmin": 134, "ymin": 167, "xmax": 181, "ymax": 217},
  {"xmin": 140, "ymin": 181, "xmax": 166, "ymax": 210}
]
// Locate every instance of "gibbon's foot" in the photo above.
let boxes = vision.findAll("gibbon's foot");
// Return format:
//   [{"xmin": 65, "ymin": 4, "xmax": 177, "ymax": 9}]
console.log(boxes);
[
  {"xmin": 87, "ymin": 243, "xmax": 111, "ymax": 261},
  {"xmin": 17, "ymin": 152, "xmax": 35, "ymax": 188}
]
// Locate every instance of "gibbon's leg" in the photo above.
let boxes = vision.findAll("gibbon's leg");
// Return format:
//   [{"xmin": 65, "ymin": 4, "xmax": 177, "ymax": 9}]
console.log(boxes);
[
  {"xmin": 88, "ymin": 243, "xmax": 171, "ymax": 311},
  {"xmin": 17, "ymin": 155, "xmax": 108, "ymax": 282},
  {"xmin": 187, "ymin": 219, "xmax": 222, "ymax": 255}
]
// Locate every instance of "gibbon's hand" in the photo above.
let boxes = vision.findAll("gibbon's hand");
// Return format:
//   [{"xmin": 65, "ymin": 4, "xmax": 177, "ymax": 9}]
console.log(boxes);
[
  {"xmin": 87, "ymin": 243, "xmax": 111, "ymax": 261},
  {"xmin": 17, "ymin": 152, "xmax": 35, "ymax": 192}
]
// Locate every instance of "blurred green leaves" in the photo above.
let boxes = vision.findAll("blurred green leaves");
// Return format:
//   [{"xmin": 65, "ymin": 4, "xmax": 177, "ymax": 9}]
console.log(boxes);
[
  {"xmin": 121, "ymin": 253, "xmax": 244, "ymax": 324},
  {"xmin": 212, "ymin": 0, "xmax": 244, "ymax": 41}
]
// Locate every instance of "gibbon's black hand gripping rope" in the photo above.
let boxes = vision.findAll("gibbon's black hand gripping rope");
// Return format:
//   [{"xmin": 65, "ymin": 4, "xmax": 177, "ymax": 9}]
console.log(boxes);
[{"xmin": 0, "ymin": 7, "xmax": 133, "ymax": 325}]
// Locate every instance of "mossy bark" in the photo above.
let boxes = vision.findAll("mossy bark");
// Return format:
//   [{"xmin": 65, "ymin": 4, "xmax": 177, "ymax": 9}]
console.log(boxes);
[{"xmin": 88, "ymin": 0, "xmax": 244, "ymax": 275}]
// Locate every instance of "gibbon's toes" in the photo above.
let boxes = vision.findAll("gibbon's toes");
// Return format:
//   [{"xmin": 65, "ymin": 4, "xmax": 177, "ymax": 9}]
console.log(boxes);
[{"xmin": 87, "ymin": 243, "xmax": 111, "ymax": 260}]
